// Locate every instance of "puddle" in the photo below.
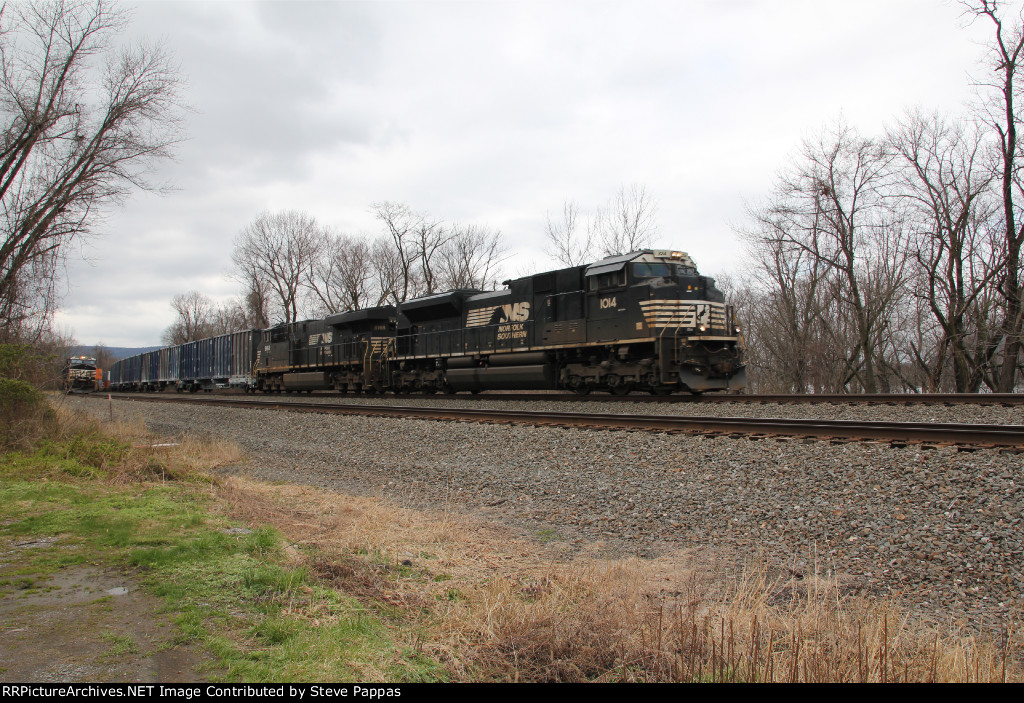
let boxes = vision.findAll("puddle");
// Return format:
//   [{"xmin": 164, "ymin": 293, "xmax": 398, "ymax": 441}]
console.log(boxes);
[{"xmin": 0, "ymin": 564, "xmax": 214, "ymax": 681}]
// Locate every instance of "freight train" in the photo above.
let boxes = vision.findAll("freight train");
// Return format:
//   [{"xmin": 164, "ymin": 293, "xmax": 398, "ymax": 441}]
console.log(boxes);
[{"xmin": 107, "ymin": 249, "xmax": 746, "ymax": 395}]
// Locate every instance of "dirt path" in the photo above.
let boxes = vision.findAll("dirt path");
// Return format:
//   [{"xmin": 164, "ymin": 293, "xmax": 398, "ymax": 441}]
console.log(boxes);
[{"xmin": 0, "ymin": 549, "xmax": 213, "ymax": 683}]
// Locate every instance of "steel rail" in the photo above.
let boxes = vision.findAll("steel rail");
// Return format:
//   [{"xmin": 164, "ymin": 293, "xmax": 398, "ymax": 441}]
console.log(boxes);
[
  {"xmin": 95, "ymin": 389, "xmax": 1024, "ymax": 404},
  {"xmin": 382, "ymin": 391, "xmax": 1024, "ymax": 405},
  {"xmin": 94, "ymin": 393, "xmax": 1024, "ymax": 448}
]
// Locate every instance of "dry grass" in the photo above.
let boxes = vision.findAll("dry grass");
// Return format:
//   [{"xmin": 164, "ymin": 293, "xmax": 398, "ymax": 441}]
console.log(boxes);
[
  {"xmin": 36, "ymin": 400, "xmax": 244, "ymax": 483},
  {"xmin": 210, "ymin": 474, "xmax": 1024, "ymax": 682}
]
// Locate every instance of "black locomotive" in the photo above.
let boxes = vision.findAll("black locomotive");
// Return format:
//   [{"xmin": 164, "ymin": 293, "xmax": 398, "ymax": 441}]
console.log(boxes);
[{"xmin": 109, "ymin": 249, "xmax": 745, "ymax": 395}]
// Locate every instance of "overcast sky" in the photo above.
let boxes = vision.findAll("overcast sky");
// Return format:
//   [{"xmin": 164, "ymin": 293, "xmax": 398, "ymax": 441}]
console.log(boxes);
[{"xmin": 52, "ymin": 0, "xmax": 1010, "ymax": 347}]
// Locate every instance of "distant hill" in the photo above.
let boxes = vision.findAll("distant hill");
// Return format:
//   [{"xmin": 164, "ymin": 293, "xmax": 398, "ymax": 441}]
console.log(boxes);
[{"xmin": 70, "ymin": 345, "xmax": 162, "ymax": 361}]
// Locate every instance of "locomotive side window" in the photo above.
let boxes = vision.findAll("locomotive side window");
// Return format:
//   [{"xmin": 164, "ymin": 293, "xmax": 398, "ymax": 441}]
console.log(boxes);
[{"xmin": 588, "ymin": 269, "xmax": 626, "ymax": 291}]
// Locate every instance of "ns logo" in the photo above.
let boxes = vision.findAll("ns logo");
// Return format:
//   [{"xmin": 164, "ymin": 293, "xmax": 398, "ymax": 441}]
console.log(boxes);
[{"xmin": 500, "ymin": 302, "xmax": 531, "ymax": 322}]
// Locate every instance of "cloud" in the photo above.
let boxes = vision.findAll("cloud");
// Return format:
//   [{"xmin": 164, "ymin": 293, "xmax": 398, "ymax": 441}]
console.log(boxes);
[{"xmin": 56, "ymin": 0, "xmax": 1005, "ymax": 345}]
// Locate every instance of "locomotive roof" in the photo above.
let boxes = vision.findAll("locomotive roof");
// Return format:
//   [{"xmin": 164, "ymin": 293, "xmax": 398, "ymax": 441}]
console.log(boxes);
[
  {"xmin": 585, "ymin": 249, "xmax": 696, "ymax": 276},
  {"xmin": 400, "ymin": 288, "xmax": 482, "ymax": 311},
  {"xmin": 465, "ymin": 289, "xmax": 510, "ymax": 304},
  {"xmin": 325, "ymin": 305, "xmax": 396, "ymax": 327}
]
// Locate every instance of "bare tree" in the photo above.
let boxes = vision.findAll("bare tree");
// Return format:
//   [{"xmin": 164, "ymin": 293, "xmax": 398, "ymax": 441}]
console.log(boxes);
[
  {"xmin": 412, "ymin": 215, "xmax": 449, "ymax": 295},
  {"xmin": 741, "ymin": 122, "xmax": 905, "ymax": 393},
  {"xmin": 305, "ymin": 231, "xmax": 377, "ymax": 314},
  {"xmin": 162, "ymin": 292, "xmax": 251, "ymax": 344},
  {"xmin": 888, "ymin": 110, "xmax": 1000, "ymax": 391},
  {"xmin": 209, "ymin": 298, "xmax": 249, "ymax": 334},
  {"xmin": 594, "ymin": 184, "xmax": 658, "ymax": 256},
  {"xmin": 965, "ymin": 0, "xmax": 1024, "ymax": 390},
  {"xmin": 232, "ymin": 210, "xmax": 324, "ymax": 324},
  {"xmin": 0, "ymin": 0, "xmax": 183, "ymax": 340},
  {"xmin": 370, "ymin": 236, "xmax": 403, "ymax": 306},
  {"xmin": 162, "ymin": 290, "xmax": 213, "ymax": 344},
  {"xmin": 371, "ymin": 201, "xmax": 422, "ymax": 302},
  {"xmin": 231, "ymin": 257, "xmax": 271, "ymax": 329},
  {"xmin": 738, "ymin": 217, "xmax": 835, "ymax": 392},
  {"xmin": 544, "ymin": 201, "xmax": 594, "ymax": 266},
  {"xmin": 242, "ymin": 285, "xmax": 270, "ymax": 329},
  {"xmin": 437, "ymin": 224, "xmax": 507, "ymax": 290},
  {"xmin": 371, "ymin": 201, "xmax": 455, "ymax": 299},
  {"xmin": 333, "ymin": 236, "xmax": 376, "ymax": 311}
]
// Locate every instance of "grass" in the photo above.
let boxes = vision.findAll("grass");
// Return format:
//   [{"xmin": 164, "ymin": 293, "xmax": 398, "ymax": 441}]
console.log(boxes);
[
  {"xmin": 0, "ymin": 406, "xmax": 445, "ymax": 682},
  {"xmin": 2, "ymin": 397, "xmax": 1022, "ymax": 682},
  {"xmin": 101, "ymin": 632, "xmax": 138, "ymax": 657},
  {"xmin": 218, "ymin": 469, "xmax": 1024, "ymax": 683}
]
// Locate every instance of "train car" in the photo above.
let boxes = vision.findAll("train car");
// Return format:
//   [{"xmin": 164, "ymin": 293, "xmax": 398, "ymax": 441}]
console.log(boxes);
[{"xmin": 178, "ymin": 330, "xmax": 260, "ymax": 392}]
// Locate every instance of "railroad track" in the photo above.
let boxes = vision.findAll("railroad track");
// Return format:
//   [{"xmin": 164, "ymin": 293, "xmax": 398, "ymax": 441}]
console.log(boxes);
[
  {"xmin": 94, "ymin": 389, "xmax": 1024, "ymax": 404},
  {"xmin": 95, "ymin": 393, "xmax": 1024, "ymax": 449}
]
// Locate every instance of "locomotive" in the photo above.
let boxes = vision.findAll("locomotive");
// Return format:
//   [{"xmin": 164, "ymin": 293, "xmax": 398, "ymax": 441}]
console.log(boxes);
[
  {"xmin": 62, "ymin": 355, "xmax": 101, "ymax": 393},
  {"xmin": 108, "ymin": 249, "xmax": 746, "ymax": 395}
]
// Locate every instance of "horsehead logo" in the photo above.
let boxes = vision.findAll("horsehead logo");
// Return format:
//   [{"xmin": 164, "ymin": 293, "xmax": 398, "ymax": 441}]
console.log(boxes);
[
  {"xmin": 466, "ymin": 302, "xmax": 531, "ymax": 327},
  {"xmin": 500, "ymin": 302, "xmax": 531, "ymax": 322}
]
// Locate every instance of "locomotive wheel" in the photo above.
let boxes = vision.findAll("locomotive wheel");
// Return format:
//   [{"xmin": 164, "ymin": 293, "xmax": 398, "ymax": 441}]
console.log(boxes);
[
  {"xmin": 610, "ymin": 383, "xmax": 633, "ymax": 396},
  {"xmin": 649, "ymin": 385, "xmax": 673, "ymax": 396},
  {"xmin": 572, "ymin": 385, "xmax": 591, "ymax": 396}
]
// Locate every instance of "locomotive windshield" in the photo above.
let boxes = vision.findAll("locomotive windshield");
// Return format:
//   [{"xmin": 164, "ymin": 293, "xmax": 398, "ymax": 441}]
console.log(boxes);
[
  {"xmin": 633, "ymin": 263, "xmax": 671, "ymax": 278},
  {"xmin": 632, "ymin": 263, "xmax": 697, "ymax": 278}
]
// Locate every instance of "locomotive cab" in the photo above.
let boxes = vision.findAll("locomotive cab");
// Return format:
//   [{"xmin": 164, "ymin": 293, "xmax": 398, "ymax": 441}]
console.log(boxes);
[{"xmin": 569, "ymin": 249, "xmax": 745, "ymax": 393}]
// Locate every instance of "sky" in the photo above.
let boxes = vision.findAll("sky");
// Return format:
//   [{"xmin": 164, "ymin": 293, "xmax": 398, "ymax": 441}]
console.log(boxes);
[{"xmin": 50, "ymin": 0, "xmax": 1011, "ymax": 346}]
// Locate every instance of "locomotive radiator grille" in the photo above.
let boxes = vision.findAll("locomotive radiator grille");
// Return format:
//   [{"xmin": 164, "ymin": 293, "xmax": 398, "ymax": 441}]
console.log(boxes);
[{"xmin": 639, "ymin": 300, "xmax": 728, "ymax": 330}]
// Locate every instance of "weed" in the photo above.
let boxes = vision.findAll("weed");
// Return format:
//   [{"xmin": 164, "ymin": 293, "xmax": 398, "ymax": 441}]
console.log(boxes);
[{"xmin": 101, "ymin": 632, "xmax": 138, "ymax": 656}]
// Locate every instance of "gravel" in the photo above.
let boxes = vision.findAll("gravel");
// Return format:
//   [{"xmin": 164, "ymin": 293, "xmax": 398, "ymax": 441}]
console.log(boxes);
[
  {"xmin": 171, "ymin": 392, "xmax": 1024, "ymax": 425},
  {"xmin": 68, "ymin": 395, "xmax": 1024, "ymax": 631}
]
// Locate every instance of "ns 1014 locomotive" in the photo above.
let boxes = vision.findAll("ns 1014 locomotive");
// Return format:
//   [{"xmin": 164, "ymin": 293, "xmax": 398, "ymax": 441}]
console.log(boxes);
[{"xmin": 108, "ymin": 249, "xmax": 745, "ymax": 396}]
